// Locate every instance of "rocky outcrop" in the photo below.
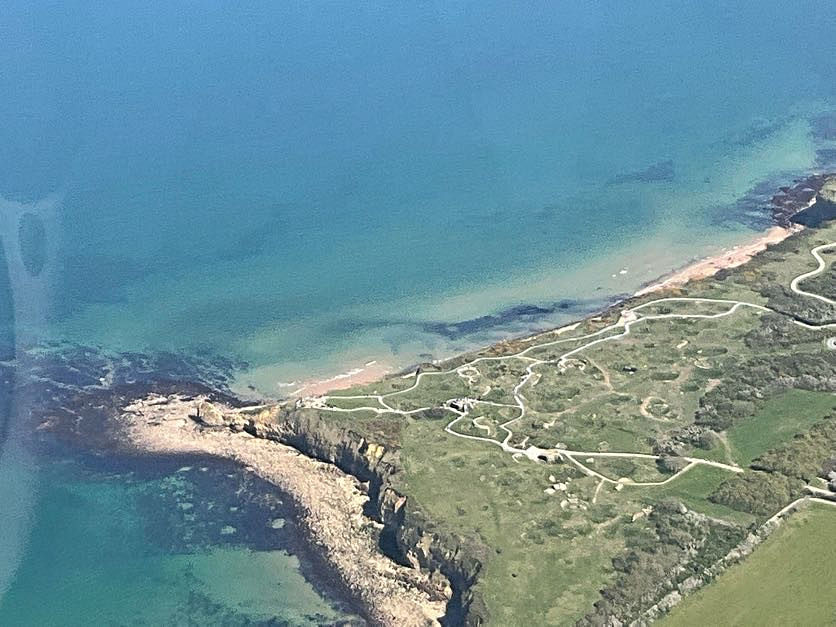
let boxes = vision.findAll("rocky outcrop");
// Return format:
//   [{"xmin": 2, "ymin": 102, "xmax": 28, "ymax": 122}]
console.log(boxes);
[
  {"xmin": 118, "ymin": 395, "xmax": 487, "ymax": 626},
  {"xmin": 771, "ymin": 173, "xmax": 836, "ymax": 226},
  {"xmin": 195, "ymin": 399, "xmax": 226, "ymax": 426},
  {"xmin": 120, "ymin": 395, "xmax": 451, "ymax": 627}
]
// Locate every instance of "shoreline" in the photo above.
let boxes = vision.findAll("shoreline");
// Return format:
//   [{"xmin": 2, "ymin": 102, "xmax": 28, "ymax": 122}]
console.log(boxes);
[
  {"xmin": 288, "ymin": 228, "xmax": 798, "ymax": 399},
  {"xmin": 119, "ymin": 394, "xmax": 449, "ymax": 627},
  {"xmin": 232, "ymin": 175, "xmax": 833, "ymax": 401},
  {"xmin": 634, "ymin": 186, "xmax": 825, "ymax": 297},
  {"xmin": 281, "ymin": 175, "xmax": 833, "ymax": 398},
  {"xmin": 633, "ymin": 224, "xmax": 802, "ymax": 296},
  {"xmin": 289, "ymin": 360, "xmax": 393, "ymax": 398}
]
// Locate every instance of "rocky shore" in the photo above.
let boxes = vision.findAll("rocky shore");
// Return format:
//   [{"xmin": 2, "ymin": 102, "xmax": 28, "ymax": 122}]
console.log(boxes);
[
  {"xmin": 770, "ymin": 172, "xmax": 836, "ymax": 226},
  {"xmin": 12, "ymin": 343, "xmax": 485, "ymax": 626},
  {"xmin": 119, "ymin": 394, "xmax": 450, "ymax": 627},
  {"xmin": 635, "ymin": 172, "xmax": 836, "ymax": 296}
]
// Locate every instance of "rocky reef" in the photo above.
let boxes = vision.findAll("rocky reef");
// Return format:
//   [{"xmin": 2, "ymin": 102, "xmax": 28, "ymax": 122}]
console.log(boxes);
[
  {"xmin": 12, "ymin": 342, "xmax": 485, "ymax": 626},
  {"xmin": 770, "ymin": 173, "xmax": 836, "ymax": 226}
]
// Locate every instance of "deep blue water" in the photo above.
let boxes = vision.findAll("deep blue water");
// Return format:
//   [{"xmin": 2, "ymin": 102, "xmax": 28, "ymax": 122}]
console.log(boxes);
[{"xmin": 1, "ymin": 1, "xmax": 835, "ymax": 623}]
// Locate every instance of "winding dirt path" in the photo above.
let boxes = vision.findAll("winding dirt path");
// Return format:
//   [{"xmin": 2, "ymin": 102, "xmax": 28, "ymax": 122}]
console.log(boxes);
[{"xmin": 789, "ymin": 242, "xmax": 836, "ymax": 306}]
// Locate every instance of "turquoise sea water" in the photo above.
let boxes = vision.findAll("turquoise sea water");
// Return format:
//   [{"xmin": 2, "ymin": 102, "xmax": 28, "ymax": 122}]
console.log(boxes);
[
  {"xmin": 1, "ymin": 1, "xmax": 836, "ymax": 624},
  {"xmin": 0, "ymin": 450, "xmax": 360, "ymax": 625}
]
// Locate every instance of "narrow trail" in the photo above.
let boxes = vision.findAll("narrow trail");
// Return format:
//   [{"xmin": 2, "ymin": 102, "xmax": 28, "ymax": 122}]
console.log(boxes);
[
  {"xmin": 592, "ymin": 479, "xmax": 605, "ymax": 504},
  {"xmin": 805, "ymin": 485, "xmax": 836, "ymax": 499},
  {"xmin": 789, "ymin": 242, "xmax": 836, "ymax": 306},
  {"xmin": 309, "ymin": 242, "xmax": 836, "ymax": 493},
  {"xmin": 714, "ymin": 430, "xmax": 737, "ymax": 467}
]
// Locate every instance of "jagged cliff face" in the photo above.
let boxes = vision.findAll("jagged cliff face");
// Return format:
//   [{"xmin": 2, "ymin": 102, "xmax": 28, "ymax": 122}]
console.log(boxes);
[
  {"xmin": 117, "ymin": 394, "xmax": 453, "ymax": 626},
  {"xmin": 233, "ymin": 405, "xmax": 489, "ymax": 626}
]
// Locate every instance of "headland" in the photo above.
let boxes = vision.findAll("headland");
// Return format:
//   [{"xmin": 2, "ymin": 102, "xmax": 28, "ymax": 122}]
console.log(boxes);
[{"xmin": 24, "ymin": 172, "xmax": 836, "ymax": 625}]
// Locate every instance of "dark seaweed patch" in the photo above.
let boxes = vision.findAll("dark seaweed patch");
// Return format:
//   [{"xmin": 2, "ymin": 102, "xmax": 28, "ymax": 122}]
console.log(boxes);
[
  {"xmin": 422, "ymin": 301, "xmax": 585, "ymax": 339},
  {"xmin": 608, "ymin": 160, "xmax": 674, "ymax": 185}
]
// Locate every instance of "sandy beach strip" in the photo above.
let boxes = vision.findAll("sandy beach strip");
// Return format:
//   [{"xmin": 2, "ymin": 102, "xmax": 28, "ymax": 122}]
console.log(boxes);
[
  {"xmin": 291, "ymin": 225, "xmax": 801, "ymax": 397},
  {"xmin": 634, "ymin": 224, "xmax": 802, "ymax": 296},
  {"xmin": 290, "ymin": 360, "xmax": 391, "ymax": 397}
]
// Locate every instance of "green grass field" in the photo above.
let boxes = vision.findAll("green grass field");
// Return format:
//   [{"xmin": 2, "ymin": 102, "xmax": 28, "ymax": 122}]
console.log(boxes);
[
  {"xmin": 726, "ymin": 390, "xmax": 836, "ymax": 465},
  {"xmin": 648, "ymin": 465, "xmax": 755, "ymax": 525},
  {"xmin": 399, "ymin": 419, "xmax": 623, "ymax": 626},
  {"xmin": 661, "ymin": 502, "xmax": 836, "ymax": 626}
]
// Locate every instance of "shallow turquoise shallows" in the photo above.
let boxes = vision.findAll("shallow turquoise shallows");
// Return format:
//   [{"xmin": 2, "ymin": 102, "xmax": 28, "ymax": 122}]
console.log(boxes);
[{"xmin": 1, "ymin": 1, "xmax": 835, "ymax": 624}]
